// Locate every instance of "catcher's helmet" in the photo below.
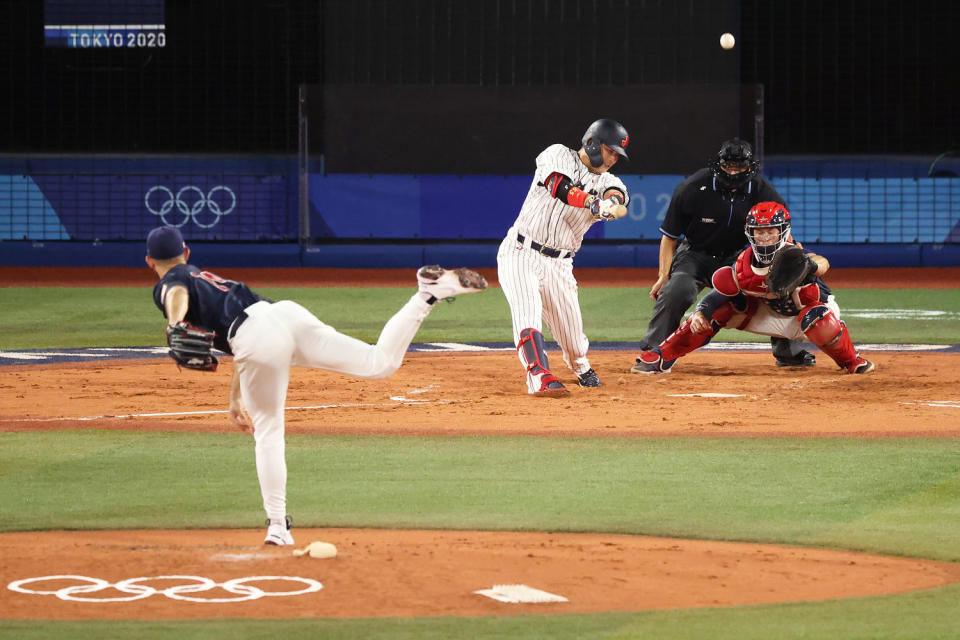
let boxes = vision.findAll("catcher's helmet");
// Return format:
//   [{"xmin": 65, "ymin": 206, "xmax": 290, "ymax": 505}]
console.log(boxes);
[
  {"xmin": 582, "ymin": 119, "xmax": 630, "ymax": 168},
  {"xmin": 745, "ymin": 201, "xmax": 791, "ymax": 265},
  {"xmin": 711, "ymin": 138, "xmax": 760, "ymax": 195}
]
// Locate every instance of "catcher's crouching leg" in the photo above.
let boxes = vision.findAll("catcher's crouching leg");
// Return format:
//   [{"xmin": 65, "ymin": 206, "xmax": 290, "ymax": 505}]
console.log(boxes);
[
  {"xmin": 632, "ymin": 307, "xmax": 729, "ymax": 374},
  {"xmin": 799, "ymin": 305, "xmax": 875, "ymax": 374},
  {"xmin": 517, "ymin": 328, "xmax": 570, "ymax": 397},
  {"xmin": 656, "ymin": 302, "xmax": 738, "ymax": 362}
]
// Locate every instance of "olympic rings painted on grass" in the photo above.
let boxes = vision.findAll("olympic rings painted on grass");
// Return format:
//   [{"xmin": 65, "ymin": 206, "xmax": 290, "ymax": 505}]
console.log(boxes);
[{"xmin": 7, "ymin": 574, "xmax": 323, "ymax": 603}]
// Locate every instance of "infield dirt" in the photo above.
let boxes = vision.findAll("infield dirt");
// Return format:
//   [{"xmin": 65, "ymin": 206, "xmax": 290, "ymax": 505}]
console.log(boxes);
[{"xmin": 2, "ymin": 266, "xmax": 958, "ymax": 620}]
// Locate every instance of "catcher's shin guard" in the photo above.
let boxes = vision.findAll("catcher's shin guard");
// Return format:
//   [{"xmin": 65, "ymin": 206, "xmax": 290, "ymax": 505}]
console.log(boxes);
[
  {"xmin": 657, "ymin": 316, "xmax": 718, "ymax": 362},
  {"xmin": 799, "ymin": 304, "xmax": 864, "ymax": 372},
  {"xmin": 517, "ymin": 328, "xmax": 568, "ymax": 396}
]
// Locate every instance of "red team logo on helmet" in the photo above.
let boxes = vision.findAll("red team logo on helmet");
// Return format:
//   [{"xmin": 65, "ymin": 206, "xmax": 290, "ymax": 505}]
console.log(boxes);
[{"xmin": 581, "ymin": 119, "xmax": 630, "ymax": 168}]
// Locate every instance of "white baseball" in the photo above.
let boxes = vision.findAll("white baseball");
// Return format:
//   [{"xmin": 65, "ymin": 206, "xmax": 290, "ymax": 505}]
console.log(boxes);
[{"xmin": 720, "ymin": 33, "xmax": 736, "ymax": 50}]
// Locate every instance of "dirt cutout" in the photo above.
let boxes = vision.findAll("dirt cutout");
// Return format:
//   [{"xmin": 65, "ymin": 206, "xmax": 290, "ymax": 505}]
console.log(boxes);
[
  {"xmin": 3, "ymin": 529, "xmax": 959, "ymax": 621},
  {"xmin": 2, "ymin": 266, "xmax": 959, "ymax": 620},
  {"xmin": 2, "ymin": 351, "xmax": 959, "ymax": 438}
]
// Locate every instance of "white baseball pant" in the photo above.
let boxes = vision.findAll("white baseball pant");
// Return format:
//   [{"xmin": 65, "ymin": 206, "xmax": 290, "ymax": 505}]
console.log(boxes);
[
  {"xmin": 497, "ymin": 231, "xmax": 591, "ymax": 392},
  {"xmin": 229, "ymin": 296, "xmax": 432, "ymax": 521}
]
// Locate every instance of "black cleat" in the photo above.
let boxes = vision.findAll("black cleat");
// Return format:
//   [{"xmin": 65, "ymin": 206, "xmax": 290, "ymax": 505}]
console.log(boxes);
[
  {"xmin": 775, "ymin": 349, "xmax": 816, "ymax": 368},
  {"xmin": 577, "ymin": 368, "xmax": 602, "ymax": 387}
]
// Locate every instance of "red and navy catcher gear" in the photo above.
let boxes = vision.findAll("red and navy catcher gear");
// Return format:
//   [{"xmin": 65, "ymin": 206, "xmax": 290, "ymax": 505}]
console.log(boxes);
[
  {"xmin": 745, "ymin": 201, "xmax": 791, "ymax": 265},
  {"xmin": 799, "ymin": 304, "xmax": 865, "ymax": 372},
  {"xmin": 582, "ymin": 119, "xmax": 630, "ymax": 168}
]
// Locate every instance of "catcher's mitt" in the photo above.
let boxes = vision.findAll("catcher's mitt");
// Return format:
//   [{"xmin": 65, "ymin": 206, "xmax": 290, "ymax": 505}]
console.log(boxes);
[
  {"xmin": 166, "ymin": 321, "xmax": 218, "ymax": 372},
  {"xmin": 767, "ymin": 245, "xmax": 818, "ymax": 298}
]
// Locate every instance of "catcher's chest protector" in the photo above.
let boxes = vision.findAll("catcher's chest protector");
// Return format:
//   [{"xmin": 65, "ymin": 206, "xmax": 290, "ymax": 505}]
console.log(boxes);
[{"xmin": 733, "ymin": 249, "xmax": 772, "ymax": 298}]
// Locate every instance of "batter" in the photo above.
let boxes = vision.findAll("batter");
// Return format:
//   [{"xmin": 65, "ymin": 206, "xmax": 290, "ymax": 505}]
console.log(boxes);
[
  {"xmin": 145, "ymin": 226, "xmax": 487, "ymax": 545},
  {"xmin": 497, "ymin": 118, "xmax": 630, "ymax": 396}
]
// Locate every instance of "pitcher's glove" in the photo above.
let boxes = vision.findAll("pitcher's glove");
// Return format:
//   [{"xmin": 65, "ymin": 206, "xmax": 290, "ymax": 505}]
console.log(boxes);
[
  {"xmin": 166, "ymin": 321, "xmax": 219, "ymax": 372},
  {"xmin": 767, "ymin": 245, "xmax": 818, "ymax": 298}
]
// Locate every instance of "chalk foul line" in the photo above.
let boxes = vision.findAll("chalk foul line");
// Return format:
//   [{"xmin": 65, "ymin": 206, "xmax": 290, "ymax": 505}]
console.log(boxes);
[
  {"xmin": 13, "ymin": 396, "xmax": 453, "ymax": 423},
  {"xmin": 898, "ymin": 400, "xmax": 960, "ymax": 409}
]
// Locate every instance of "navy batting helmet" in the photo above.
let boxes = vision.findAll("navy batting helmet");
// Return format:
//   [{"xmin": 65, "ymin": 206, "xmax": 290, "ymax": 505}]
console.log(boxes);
[{"xmin": 582, "ymin": 119, "xmax": 630, "ymax": 168}]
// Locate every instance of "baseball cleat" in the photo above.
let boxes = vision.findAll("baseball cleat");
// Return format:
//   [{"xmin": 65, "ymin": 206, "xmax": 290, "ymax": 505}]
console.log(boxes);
[
  {"xmin": 775, "ymin": 349, "xmax": 817, "ymax": 368},
  {"xmin": 630, "ymin": 349, "xmax": 676, "ymax": 375},
  {"xmin": 847, "ymin": 357, "xmax": 875, "ymax": 374},
  {"xmin": 577, "ymin": 368, "xmax": 602, "ymax": 387},
  {"xmin": 264, "ymin": 515, "xmax": 294, "ymax": 546},
  {"xmin": 417, "ymin": 265, "xmax": 488, "ymax": 301},
  {"xmin": 533, "ymin": 374, "xmax": 570, "ymax": 398}
]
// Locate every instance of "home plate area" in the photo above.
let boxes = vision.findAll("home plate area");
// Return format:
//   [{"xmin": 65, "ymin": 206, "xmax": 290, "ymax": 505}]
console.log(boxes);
[{"xmin": 474, "ymin": 584, "xmax": 568, "ymax": 604}]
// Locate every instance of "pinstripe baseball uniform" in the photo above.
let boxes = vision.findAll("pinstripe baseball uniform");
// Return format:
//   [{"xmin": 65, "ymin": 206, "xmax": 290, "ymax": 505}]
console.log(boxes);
[{"xmin": 497, "ymin": 143, "xmax": 628, "ymax": 394}]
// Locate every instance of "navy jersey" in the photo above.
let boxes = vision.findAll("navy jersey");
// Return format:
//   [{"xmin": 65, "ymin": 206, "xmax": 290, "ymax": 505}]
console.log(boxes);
[{"xmin": 153, "ymin": 264, "xmax": 263, "ymax": 354}]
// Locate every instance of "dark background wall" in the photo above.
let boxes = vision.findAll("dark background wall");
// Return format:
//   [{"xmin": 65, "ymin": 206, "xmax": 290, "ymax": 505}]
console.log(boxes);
[
  {"xmin": 2, "ymin": 0, "xmax": 957, "ymax": 157},
  {"xmin": 312, "ymin": 84, "xmax": 744, "ymax": 174}
]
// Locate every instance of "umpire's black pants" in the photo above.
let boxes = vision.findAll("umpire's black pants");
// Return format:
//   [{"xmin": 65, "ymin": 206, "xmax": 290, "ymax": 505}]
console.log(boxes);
[{"xmin": 638, "ymin": 241, "xmax": 805, "ymax": 360}]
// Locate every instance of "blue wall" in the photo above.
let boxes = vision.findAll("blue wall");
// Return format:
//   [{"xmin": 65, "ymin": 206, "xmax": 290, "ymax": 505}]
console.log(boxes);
[{"xmin": 1, "ymin": 154, "xmax": 958, "ymax": 268}]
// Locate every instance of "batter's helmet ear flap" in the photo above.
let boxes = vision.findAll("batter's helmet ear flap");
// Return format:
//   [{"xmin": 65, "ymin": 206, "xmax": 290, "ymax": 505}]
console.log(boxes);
[{"xmin": 582, "ymin": 119, "xmax": 630, "ymax": 167}]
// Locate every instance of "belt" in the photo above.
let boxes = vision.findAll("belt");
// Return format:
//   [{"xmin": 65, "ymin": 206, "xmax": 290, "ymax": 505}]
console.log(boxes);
[
  {"xmin": 516, "ymin": 233, "xmax": 573, "ymax": 259},
  {"xmin": 227, "ymin": 310, "xmax": 248, "ymax": 340}
]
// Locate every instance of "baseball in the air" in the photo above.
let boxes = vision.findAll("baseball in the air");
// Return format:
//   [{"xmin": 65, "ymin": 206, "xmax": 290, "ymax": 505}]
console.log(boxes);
[{"xmin": 720, "ymin": 33, "xmax": 736, "ymax": 50}]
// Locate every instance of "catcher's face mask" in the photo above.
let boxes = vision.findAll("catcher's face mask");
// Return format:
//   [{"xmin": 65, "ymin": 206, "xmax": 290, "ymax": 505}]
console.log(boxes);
[{"xmin": 746, "ymin": 202, "xmax": 791, "ymax": 265}]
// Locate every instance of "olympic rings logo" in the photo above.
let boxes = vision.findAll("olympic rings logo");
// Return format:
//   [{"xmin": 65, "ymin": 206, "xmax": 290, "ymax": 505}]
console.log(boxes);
[
  {"xmin": 7, "ymin": 574, "xmax": 322, "ymax": 603},
  {"xmin": 144, "ymin": 185, "xmax": 237, "ymax": 229}
]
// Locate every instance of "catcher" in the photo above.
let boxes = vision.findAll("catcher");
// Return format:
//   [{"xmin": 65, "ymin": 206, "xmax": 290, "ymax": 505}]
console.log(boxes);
[
  {"xmin": 631, "ymin": 202, "xmax": 875, "ymax": 375},
  {"xmin": 145, "ymin": 225, "xmax": 487, "ymax": 545}
]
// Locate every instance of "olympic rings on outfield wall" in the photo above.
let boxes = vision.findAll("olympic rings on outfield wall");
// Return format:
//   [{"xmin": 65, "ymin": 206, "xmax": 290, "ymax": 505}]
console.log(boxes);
[
  {"xmin": 144, "ymin": 185, "xmax": 237, "ymax": 229},
  {"xmin": 7, "ymin": 575, "xmax": 323, "ymax": 603}
]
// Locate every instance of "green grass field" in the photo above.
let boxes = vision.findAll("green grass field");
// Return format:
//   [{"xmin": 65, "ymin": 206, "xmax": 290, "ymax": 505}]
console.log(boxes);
[{"xmin": 1, "ymin": 284, "xmax": 959, "ymax": 639}]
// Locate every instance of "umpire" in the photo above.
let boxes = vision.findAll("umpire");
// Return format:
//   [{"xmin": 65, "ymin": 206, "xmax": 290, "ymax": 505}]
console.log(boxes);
[{"xmin": 632, "ymin": 138, "xmax": 815, "ymax": 369}]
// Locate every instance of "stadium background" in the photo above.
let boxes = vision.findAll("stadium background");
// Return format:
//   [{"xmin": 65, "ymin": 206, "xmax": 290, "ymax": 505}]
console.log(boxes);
[
  {"xmin": 1, "ymin": 0, "xmax": 958, "ymax": 267},
  {"xmin": 2, "ymin": 2, "xmax": 960, "ymax": 637}
]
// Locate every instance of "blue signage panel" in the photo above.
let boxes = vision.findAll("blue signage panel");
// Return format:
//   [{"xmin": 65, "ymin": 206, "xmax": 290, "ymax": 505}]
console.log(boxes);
[
  {"xmin": 4, "ymin": 165, "xmax": 959, "ymax": 244},
  {"xmin": 420, "ymin": 175, "xmax": 530, "ymax": 239},
  {"xmin": 603, "ymin": 175, "xmax": 683, "ymax": 240},
  {"xmin": 308, "ymin": 174, "xmax": 422, "ymax": 238},
  {"xmin": 28, "ymin": 174, "xmax": 293, "ymax": 240},
  {"xmin": 44, "ymin": 0, "xmax": 165, "ymax": 48}
]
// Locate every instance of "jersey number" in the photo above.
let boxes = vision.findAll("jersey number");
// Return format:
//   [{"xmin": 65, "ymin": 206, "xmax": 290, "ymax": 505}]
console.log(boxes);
[{"xmin": 190, "ymin": 270, "xmax": 234, "ymax": 292}]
